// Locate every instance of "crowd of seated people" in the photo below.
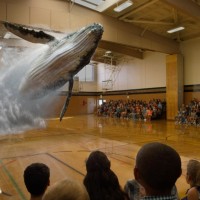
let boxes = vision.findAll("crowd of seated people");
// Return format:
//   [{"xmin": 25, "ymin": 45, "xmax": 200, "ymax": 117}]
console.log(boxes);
[
  {"xmin": 23, "ymin": 144, "xmax": 200, "ymax": 200},
  {"xmin": 97, "ymin": 99, "xmax": 166, "ymax": 121},
  {"xmin": 175, "ymin": 98, "xmax": 200, "ymax": 126}
]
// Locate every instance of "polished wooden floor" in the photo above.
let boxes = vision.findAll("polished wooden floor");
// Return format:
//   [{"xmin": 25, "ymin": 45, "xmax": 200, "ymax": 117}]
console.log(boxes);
[{"xmin": 0, "ymin": 115, "xmax": 200, "ymax": 200}]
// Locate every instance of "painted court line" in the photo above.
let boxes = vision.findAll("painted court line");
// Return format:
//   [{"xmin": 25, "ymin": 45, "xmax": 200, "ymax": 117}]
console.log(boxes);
[
  {"xmin": 46, "ymin": 153, "xmax": 85, "ymax": 176},
  {"xmin": 0, "ymin": 159, "xmax": 26, "ymax": 200}
]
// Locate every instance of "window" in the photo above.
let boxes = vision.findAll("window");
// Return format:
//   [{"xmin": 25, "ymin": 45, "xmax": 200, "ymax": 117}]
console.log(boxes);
[
  {"xmin": 76, "ymin": 64, "xmax": 94, "ymax": 81},
  {"xmin": 98, "ymin": 99, "xmax": 106, "ymax": 106}
]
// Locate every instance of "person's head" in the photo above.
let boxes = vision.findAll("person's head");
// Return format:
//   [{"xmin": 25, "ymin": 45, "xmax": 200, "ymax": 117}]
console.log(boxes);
[
  {"xmin": 42, "ymin": 179, "xmax": 89, "ymax": 200},
  {"xmin": 24, "ymin": 163, "xmax": 50, "ymax": 197},
  {"xmin": 85, "ymin": 150, "xmax": 110, "ymax": 172},
  {"xmin": 84, "ymin": 150, "xmax": 127, "ymax": 200},
  {"xmin": 186, "ymin": 159, "xmax": 200, "ymax": 187},
  {"xmin": 134, "ymin": 142, "xmax": 182, "ymax": 195}
]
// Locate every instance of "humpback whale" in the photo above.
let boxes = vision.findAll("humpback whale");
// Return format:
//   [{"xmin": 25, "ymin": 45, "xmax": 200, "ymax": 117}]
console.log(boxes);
[{"xmin": 1, "ymin": 21, "xmax": 104, "ymax": 121}]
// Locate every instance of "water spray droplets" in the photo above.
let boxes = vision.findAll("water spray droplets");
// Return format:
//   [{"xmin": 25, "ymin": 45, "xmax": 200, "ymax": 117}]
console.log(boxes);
[{"xmin": 0, "ymin": 46, "xmax": 49, "ymax": 134}]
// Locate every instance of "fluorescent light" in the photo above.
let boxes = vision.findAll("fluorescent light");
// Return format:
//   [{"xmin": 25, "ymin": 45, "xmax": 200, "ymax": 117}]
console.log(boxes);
[
  {"xmin": 114, "ymin": 0, "xmax": 133, "ymax": 12},
  {"xmin": 167, "ymin": 26, "xmax": 185, "ymax": 33},
  {"xmin": 74, "ymin": 0, "xmax": 105, "ymax": 11}
]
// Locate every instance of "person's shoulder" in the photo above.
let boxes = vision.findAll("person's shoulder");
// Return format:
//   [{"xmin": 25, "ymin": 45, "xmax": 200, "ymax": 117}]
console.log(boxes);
[
  {"xmin": 187, "ymin": 187, "xmax": 199, "ymax": 200},
  {"xmin": 125, "ymin": 179, "xmax": 139, "ymax": 189},
  {"xmin": 126, "ymin": 179, "xmax": 139, "ymax": 185}
]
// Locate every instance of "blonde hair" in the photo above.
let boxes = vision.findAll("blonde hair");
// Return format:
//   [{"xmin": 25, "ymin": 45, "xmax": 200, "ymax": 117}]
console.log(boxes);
[
  {"xmin": 187, "ymin": 159, "xmax": 200, "ymax": 187},
  {"xmin": 42, "ymin": 179, "xmax": 89, "ymax": 200}
]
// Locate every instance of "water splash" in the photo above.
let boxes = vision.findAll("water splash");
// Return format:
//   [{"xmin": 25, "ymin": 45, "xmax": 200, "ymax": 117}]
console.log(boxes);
[{"xmin": 0, "ymin": 45, "xmax": 55, "ymax": 134}]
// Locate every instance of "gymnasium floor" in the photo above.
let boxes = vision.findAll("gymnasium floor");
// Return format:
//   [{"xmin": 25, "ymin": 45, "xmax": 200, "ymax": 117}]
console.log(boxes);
[{"xmin": 0, "ymin": 114, "xmax": 200, "ymax": 200}]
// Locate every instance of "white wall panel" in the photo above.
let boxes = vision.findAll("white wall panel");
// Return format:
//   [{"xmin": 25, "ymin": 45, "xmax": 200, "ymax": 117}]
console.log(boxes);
[
  {"xmin": 7, "ymin": 4, "xmax": 29, "ymax": 24},
  {"xmin": 30, "ymin": 7, "xmax": 51, "ymax": 27},
  {"xmin": 0, "ymin": 3, "xmax": 6, "ymax": 20},
  {"xmin": 51, "ymin": 11, "xmax": 70, "ymax": 31},
  {"xmin": 181, "ymin": 38, "xmax": 200, "ymax": 85},
  {"xmin": 97, "ymin": 51, "xmax": 166, "ymax": 91},
  {"xmin": 144, "ymin": 52, "xmax": 166, "ymax": 88}
]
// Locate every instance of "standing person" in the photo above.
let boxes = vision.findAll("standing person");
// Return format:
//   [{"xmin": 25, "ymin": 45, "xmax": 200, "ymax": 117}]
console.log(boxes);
[
  {"xmin": 133, "ymin": 142, "xmax": 182, "ymax": 200},
  {"xmin": 83, "ymin": 150, "xmax": 128, "ymax": 200},
  {"xmin": 24, "ymin": 162, "xmax": 50, "ymax": 200},
  {"xmin": 181, "ymin": 159, "xmax": 200, "ymax": 200}
]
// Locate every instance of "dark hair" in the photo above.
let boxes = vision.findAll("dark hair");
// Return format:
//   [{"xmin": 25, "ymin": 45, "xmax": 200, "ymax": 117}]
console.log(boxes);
[
  {"xmin": 84, "ymin": 151, "xmax": 128, "ymax": 200},
  {"xmin": 24, "ymin": 163, "xmax": 50, "ymax": 196},
  {"xmin": 135, "ymin": 142, "xmax": 181, "ymax": 192}
]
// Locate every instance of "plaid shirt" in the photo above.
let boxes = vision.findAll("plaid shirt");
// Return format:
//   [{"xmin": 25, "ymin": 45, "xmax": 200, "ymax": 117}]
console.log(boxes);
[{"xmin": 141, "ymin": 195, "xmax": 178, "ymax": 200}]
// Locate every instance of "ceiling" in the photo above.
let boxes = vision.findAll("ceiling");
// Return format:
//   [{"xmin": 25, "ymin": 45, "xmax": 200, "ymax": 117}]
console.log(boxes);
[
  {"xmin": 71, "ymin": 0, "xmax": 200, "ymax": 42},
  {"xmin": 1, "ymin": 0, "xmax": 200, "ymax": 62}
]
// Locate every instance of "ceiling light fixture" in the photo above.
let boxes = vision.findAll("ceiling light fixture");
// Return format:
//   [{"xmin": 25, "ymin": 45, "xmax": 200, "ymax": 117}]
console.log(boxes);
[
  {"xmin": 114, "ymin": 0, "xmax": 133, "ymax": 12},
  {"xmin": 167, "ymin": 26, "xmax": 185, "ymax": 33}
]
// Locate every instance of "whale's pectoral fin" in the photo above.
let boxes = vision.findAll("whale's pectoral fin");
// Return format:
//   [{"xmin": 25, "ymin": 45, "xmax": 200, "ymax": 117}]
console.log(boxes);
[
  {"xmin": 59, "ymin": 78, "xmax": 74, "ymax": 121},
  {"xmin": 2, "ymin": 21, "xmax": 55, "ymax": 44}
]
